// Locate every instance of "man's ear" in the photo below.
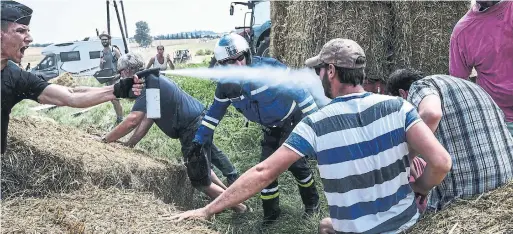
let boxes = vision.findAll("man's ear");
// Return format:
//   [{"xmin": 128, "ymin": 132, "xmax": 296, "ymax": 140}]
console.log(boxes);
[
  {"xmin": 399, "ymin": 89, "xmax": 408, "ymax": 99},
  {"xmin": 328, "ymin": 64, "xmax": 336, "ymax": 80}
]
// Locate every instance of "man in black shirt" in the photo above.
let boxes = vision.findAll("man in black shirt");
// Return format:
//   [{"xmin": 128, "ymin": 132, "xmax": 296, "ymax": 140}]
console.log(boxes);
[{"xmin": 1, "ymin": 1, "xmax": 143, "ymax": 154}]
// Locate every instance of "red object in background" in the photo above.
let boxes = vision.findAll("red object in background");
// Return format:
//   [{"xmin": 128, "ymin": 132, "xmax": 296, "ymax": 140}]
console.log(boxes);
[{"xmin": 363, "ymin": 79, "xmax": 387, "ymax": 94}]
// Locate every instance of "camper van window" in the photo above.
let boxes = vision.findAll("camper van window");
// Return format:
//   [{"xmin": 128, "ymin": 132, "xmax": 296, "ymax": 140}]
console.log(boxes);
[
  {"xmin": 37, "ymin": 55, "xmax": 55, "ymax": 70},
  {"xmin": 60, "ymin": 51, "xmax": 81, "ymax": 62},
  {"xmin": 89, "ymin": 51, "xmax": 101, "ymax": 59}
]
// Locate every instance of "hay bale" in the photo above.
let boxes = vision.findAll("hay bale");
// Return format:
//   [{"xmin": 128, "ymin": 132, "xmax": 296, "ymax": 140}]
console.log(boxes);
[
  {"xmin": 2, "ymin": 186, "xmax": 217, "ymax": 233},
  {"xmin": 271, "ymin": 1, "xmax": 392, "ymax": 80},
  {"xmin": 48, "ymin": 72, "xmax": 77, "ymax": 87},
  {"xmin": 269, "ymin": 1, "xmax": 291, "ymax": 62},
  {"xmin": 1, "ymin": 116, "xmax": 196, "ymax": 209},
  {"xmin": 270, "ymin": 1, "xmax": 470, "ymax": 80},
  {"xmin": 407, "ymin": 181, "xmax": 513, "ymax": 233},
  {"xmin": 390, "ymin": 1, "xmax": 471, "ymax": 75}
]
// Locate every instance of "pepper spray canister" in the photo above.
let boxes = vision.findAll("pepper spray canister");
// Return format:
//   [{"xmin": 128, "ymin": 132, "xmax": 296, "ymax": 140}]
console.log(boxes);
[
  {"xmin": 135, "ymin": 68, "xmax": 161, "ymax": 119},
  {"xmin": 145, "ymin": 73, "xmax": 161, "ymax": 119}
]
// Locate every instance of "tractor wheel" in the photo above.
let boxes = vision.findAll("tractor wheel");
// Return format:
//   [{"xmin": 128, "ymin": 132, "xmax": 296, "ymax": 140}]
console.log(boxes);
[{"xmin": 256, "ymin": 37, "xmax": 270, "ymax": 57}]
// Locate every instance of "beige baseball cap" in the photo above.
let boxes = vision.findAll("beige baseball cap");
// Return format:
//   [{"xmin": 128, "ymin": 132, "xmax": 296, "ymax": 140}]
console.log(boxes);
[{"xmin": 305, "ymin": 38, "xmax": 366, "ymax": 69}]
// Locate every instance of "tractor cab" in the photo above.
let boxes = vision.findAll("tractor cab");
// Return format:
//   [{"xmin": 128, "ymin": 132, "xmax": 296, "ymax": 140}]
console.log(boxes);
[{"xmin": 229, "ymin": 1, "xmax": 271, "ymax": 57}]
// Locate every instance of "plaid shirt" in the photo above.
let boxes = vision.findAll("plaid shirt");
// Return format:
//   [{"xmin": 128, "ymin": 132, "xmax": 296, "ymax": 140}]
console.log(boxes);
[{"xmin": 407, "ymin": 75, "xmax": 513, "ymax": 210}]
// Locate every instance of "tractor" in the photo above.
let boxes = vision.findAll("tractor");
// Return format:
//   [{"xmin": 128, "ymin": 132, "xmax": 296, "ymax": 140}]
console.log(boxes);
[
  {"xmin": 208, "ymin": 0, "xmax": 271, "ymax": 68},
  {"xmin": 173, "ymin": 49, "xmax": 192, "ymax": 64},
  {"xmin": 230, "ymin": 0, "xmax": 271, "ymax": 57}
]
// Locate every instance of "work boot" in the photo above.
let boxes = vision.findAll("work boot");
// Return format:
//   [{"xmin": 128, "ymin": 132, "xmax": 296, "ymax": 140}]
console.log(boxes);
[
  {"xmin": 298, "ymin": 183, "xmax": 320, "ymax": 218},
  {"xmin": 303, "ymin": 199, "xmax": 320, "ymax": 219},
  {"xmin": 262, "ymin": 198, "xmax": 281, "ymax": 227}
]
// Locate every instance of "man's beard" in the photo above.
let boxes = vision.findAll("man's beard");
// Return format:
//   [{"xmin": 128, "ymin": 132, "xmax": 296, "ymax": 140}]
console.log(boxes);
[
  {"xmin": 322, "ymin": 72, "xmax": 333, "ymax": 99},
  {"xmin": 102, "ymin": 42, "xmax": 110, "ymax": 47}
]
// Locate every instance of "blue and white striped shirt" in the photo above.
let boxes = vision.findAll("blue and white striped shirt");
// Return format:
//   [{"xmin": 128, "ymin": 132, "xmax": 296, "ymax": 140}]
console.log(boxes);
[{"xmin": 284, "ymin": 92, "xmax": 422, "ymax": 234}]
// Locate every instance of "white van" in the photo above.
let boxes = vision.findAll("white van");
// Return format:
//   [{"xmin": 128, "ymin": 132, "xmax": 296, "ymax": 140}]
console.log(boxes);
[{"xmin": 30, "ymin": 36, "xmax": 126, "ymax": 80}]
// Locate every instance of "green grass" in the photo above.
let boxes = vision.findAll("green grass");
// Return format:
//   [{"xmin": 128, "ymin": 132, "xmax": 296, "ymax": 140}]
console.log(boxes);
[{"xmin": 11, "ymin": 62, "xmax": 328, "ymax": 233}]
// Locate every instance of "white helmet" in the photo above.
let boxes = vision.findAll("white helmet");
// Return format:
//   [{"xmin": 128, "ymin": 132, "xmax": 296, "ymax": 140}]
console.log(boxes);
[{"xmin": 214, "ymin": 33, "xmax": 251, "ymax": 65}]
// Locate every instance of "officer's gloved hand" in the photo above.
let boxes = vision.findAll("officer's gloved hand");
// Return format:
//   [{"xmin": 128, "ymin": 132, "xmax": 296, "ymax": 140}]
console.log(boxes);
[
  {"xmin": 113, "ymin": 68, "xmax": 160, "ymax": 98},
  {"xmin": 113, "ymin": 77, "xmax": 138, "ymax": 98},
  {"xmin": 185, "ymin": 140, "xmax": 210, "ymax": 187}
]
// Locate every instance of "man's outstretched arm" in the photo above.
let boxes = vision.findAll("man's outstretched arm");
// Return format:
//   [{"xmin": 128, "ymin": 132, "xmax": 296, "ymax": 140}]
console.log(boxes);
[
  {"xmin": 170, "ymin": 146, "xmax": 302, "ymax": 221},
  {"xmin": 37, "ymin": 76, "xmax": 143, "ymax": 108}
]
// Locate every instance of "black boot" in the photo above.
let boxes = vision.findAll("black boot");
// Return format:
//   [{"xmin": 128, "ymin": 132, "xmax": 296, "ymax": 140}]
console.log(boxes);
[
  {"xmin": 298, "ymin": 184, "xmax": 320, "ymax": 218},
  {"xmin": 262, "ymin": 197, "xmax": 281, "ymax": 226}
]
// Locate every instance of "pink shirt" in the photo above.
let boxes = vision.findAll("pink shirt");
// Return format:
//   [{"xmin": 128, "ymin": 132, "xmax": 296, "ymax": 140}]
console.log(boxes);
[{"xmin": 449, "ymin": 1, "xmax": 513, "ymax": 122}]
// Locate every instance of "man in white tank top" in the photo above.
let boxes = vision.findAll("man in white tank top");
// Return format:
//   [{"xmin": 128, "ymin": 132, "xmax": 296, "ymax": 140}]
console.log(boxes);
[{"xmin": 146, "ymin": 45, "xmax": 174, "ymax": 70}]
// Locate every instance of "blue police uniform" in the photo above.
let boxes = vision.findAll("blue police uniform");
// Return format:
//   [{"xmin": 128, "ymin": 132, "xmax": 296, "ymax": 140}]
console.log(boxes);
[{"xmin": 194, "ymin": 56, "xmax": 320, "ymax": 223}]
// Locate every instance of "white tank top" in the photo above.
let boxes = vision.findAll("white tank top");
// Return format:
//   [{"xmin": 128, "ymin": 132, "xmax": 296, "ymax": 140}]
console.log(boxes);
[{"xmin": 153, "ymin": 55, "xmax": 167, "ymax": 70}]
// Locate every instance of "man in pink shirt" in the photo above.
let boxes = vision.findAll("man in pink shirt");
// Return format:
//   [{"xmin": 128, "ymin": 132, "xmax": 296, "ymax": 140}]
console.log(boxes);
[{"xmin": 449, "ymin": 0, "xmax": 513, "ymax": 136}]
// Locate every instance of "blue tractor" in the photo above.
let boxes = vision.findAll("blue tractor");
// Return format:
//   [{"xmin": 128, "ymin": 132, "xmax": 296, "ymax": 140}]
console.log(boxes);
[
  {"xmin": 208, "ymin": 1, "xmax": 271, "ymax": 68},
  {"xmin": 229, "ymin": 0, "xmax": 271, "ymax": 57}
]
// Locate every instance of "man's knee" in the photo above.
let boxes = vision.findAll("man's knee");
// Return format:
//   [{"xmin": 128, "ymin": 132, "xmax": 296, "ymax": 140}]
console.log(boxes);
[{"xmin": 319, "ymin": 217, "xmax": 335, "ymax": 234}]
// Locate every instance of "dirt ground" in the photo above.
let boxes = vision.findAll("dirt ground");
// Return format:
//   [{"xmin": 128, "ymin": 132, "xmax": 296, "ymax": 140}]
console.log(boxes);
[
  {"xmin": 22, "ymin": 39, "xmax": 217, "ymax": 69},
  {"xmin": 2, "ymin": 186, "xmax": 217, "ymax": 234}
]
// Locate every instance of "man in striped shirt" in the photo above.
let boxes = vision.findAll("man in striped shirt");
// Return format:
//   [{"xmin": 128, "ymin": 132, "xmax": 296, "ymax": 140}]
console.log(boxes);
[
  {"xmin": 171, "ymin": 39, "xmax": 452, "ymax": 234},
  {"xmin": 387, "ymin": 68, "xmax": 513, "ymax": 211}
]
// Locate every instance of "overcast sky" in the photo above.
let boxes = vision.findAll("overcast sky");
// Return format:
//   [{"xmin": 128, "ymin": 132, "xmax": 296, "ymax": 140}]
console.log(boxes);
[{"xmin": 17, "ymin": 0, "xmax": 248, "ymax": 44}]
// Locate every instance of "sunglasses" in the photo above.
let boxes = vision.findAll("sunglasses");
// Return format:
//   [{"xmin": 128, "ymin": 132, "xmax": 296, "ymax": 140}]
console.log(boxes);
[
  {"xmin": 219, "ymin": 54, "xmax": 245, "ymax": 65},
  {"xmin": 314, "ymin": 63, "xmax": 328, "ymax": 76}
]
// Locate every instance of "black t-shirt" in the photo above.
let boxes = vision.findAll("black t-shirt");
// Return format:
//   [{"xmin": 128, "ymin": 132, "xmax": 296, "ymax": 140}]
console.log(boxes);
[
  {"xmin": 1, "ymin": 61, "xmax": 50, "ymax": 154},
  {"xmin": 131, "ymin": 75, "xmax": 205, "ymax": 139}
]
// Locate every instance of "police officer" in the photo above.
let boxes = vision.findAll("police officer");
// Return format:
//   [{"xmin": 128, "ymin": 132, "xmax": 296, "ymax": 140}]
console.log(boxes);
[
  {"xmin": 1, "ymin": 1, "xmax": 143, "ymax": 154},
  {"xmin": 189, "ymin": 33, "xmax": 320, "ymax": 226}
]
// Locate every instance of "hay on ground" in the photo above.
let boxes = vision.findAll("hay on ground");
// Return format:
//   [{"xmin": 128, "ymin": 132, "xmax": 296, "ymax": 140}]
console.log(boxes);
[
  {"xmin": 48, "ymin": 72, "xmax": 77, "ymax": 87},
  {"xmin": 408, "ymin": 181, "xmax": 513, "ymax": 234},
  {"xmin": 2, "ymin": 186, "xmax": 217, "ymax": 233},
  {"xmin": 1, "ymin": 116, "xmax": 196, "ymax": 209}
]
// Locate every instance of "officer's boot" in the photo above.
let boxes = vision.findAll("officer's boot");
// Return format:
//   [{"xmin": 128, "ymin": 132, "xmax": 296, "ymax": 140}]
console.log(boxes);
[
  {"xmin": 261, "ymin": 181, "xmax": 281, "ymax": 226},
  {"xmin": 297, "ymin": 176, "xmax": 320, "ymax": 218}
]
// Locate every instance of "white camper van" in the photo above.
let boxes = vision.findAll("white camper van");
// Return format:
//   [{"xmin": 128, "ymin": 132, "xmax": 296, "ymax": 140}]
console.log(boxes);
[{"xmin": 30, "ymin": 36, "xmax": 126, "ymax": 80}]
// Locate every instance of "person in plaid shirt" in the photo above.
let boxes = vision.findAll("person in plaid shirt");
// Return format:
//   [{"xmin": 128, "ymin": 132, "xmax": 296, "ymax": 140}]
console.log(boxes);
[{"xmin": 387, "ymin": 68, "xmax": 513, "ymax": 211}]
